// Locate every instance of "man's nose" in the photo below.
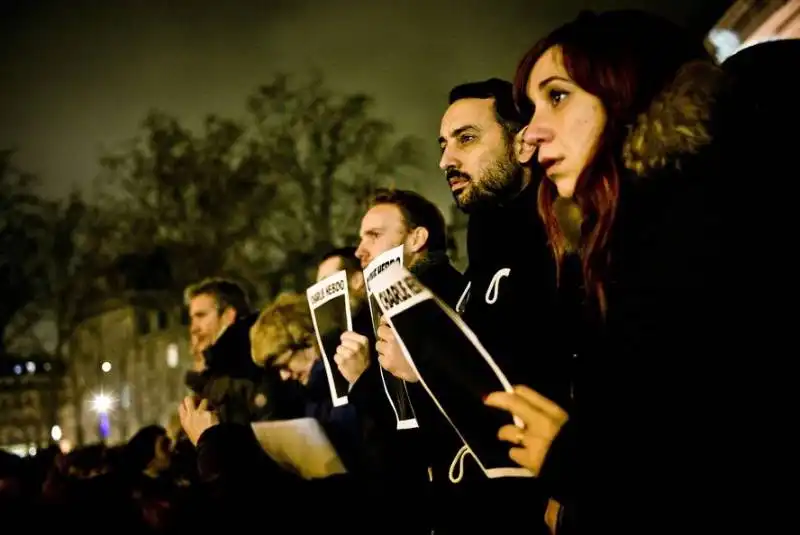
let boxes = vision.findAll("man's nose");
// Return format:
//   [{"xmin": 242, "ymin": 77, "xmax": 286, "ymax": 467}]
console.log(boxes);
[
  {"xmin": 355, "ymin": 244, "xmax": 369, "ymax": 266},
  {"xmin": 439, "ymin": 148, "xmax": 458, "ymax": 171}
]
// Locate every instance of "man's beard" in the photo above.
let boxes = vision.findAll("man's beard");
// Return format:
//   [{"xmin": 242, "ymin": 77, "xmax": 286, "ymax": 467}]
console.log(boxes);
[{"xmin": 448, "ymin": 149, "xmax": 525, "ymax": 214}]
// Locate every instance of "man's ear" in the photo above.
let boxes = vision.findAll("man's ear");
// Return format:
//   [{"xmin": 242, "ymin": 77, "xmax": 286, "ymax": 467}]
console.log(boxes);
[
  {"xmin": 408, "ymin": 226, "xmax": 429, "ymax": 254},
  {"xmin": 516, "ymin": 126, "xmax": 536, "ymax": 165},
  {"xmin": 220, "ymin": 306, "xmax": 237, "ymax": 328}
]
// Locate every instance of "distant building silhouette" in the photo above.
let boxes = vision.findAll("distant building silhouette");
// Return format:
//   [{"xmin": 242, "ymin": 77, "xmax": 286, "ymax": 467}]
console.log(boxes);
[
  {"xmin": 0, "ymin": 354, "xmax": 64, "ymax": 455},
  {"xmin": 60, "ymin": 293, "xmax": 190, "ymax": 448}
]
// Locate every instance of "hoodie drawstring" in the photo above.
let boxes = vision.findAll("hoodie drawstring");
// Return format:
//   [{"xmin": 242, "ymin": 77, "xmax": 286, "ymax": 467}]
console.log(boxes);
[
  {"xmin": 485, "ymin": 268, "xmax": 511, "ymax": 304},
  {"xmin": 448, "ymin": 444, "xmax": 476, "ymax": 483}
]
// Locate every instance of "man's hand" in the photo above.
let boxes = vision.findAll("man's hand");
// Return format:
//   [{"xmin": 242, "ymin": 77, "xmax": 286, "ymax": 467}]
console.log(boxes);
[
  {"xmin": 484, "ymin": 385, "xmax": 568, "ymax": 475},
  {"xmin": 376, "ymin": 317, "xmax": 419, "ymax": 382},
  {"xmin": 178, "ymin": 396, "xmax": 219, "ymax": 446},
  {"xmin": 334, "ymin": 331, "xmax": 370, "ymax": 385},
  {"xmin": 190, "ymin": 334, "xmax": 206, "ymax": 372}
]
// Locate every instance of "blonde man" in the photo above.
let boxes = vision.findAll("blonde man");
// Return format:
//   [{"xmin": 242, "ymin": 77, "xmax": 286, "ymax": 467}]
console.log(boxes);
[
  {"xmin": 250, "ymin": 293, "xmax": 320, "ymax": 386},
  {"xmin": 249, "ymin": 293, "xmax": 364, "ymax": 471}
]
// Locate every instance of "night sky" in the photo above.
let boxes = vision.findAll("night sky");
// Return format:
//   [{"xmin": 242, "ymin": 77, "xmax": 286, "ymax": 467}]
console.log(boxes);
[{"xmin": 0, "ymin": 0, "xmax": 730, "ymax": 213}]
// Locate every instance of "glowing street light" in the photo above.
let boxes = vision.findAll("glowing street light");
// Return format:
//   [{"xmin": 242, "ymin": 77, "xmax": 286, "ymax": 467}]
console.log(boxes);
[
  {"xmin": 100, "ymin": 361, "xmax": 112, "ymax": 373},
  {"xmin": 50, "ymin": 425, "xmax": 62, "ymax": 441},
  {"xmin": 91, "ymin": 392, "xmax": 115, "ymax": 414}
]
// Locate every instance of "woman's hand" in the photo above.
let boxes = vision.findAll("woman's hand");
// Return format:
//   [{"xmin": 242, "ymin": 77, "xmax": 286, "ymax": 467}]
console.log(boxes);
[{"xmin": 484, "ymin": 385, "xmax": 568, "ymax": 475}]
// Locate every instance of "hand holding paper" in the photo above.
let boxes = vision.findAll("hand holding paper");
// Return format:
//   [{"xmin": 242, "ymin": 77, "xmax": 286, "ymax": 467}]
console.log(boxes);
[
  {"xmin": 334, "ymin": 331, "xmax": 371, "ymax": 385},
  {"xmin": 376, "ymin": 317, "xmax": 419, "ymax": 383},
  {"xmin": 484, "ymin": 385, "xmax": 569, "ymax": 475}
]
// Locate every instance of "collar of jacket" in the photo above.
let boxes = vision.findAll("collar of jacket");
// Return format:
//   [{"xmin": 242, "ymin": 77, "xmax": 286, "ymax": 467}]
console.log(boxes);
[{"xmin": 410, "ymin": 250, "xmax": 451, "ymax": 278}]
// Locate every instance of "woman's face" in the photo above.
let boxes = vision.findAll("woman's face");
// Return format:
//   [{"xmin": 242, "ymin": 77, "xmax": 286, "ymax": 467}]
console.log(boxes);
[{"xmin": 521, "ymin": 46, "xmax": 607, "ymax": 197}]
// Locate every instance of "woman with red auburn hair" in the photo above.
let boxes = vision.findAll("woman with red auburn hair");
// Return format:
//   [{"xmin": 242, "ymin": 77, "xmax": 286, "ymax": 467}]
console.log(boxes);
[{"xmin": 484, "ymin": 10, "xmax": 792, "ymax": 534}]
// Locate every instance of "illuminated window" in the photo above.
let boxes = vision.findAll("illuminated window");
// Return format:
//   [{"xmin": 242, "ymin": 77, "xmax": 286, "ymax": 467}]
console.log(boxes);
[{"xmin": 166, "ymin": 344, "xmax": 180, "ymax": 369}]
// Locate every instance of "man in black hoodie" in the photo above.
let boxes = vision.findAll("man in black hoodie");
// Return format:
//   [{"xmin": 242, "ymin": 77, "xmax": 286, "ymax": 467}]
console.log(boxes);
[
  {"xmin": 442, "ymin": 80, "xmax": 572, "ymax": 408},
  {"xmin": 433, "ymin": 79, "xmax": 570, "ymax": 534}
]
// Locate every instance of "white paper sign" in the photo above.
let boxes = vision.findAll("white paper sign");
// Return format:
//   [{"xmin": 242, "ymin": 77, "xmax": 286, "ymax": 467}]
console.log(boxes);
[
  {"xmin": 252, "ymin": 418, "xmax": 347, "ymax": 480},
  {"xmin": 363, "ymin": 245, "xmax": 419, "ymax": 430},
  {"xmin": 306, "ymin": 270, "xmax": 353, "ymax": 407}
]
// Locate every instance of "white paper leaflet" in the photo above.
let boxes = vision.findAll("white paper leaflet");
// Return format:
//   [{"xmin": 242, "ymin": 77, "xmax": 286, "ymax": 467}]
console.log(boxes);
[
  {"xmin": 363, "ymin": 245, "xmax": 418, "ymax": 430},
  {"xmin": 252, "ymin": 418, "xmax": 347, "ymax": 479},
  {"xmin": 306, "ymin": 269, "xmax": 353, "ymax": 407}
]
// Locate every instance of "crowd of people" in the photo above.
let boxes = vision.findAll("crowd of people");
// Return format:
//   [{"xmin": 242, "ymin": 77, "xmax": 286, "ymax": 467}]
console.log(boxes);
[{"xmin": 1, "ymin": 10, "xmax": 797, "ymax": 534}]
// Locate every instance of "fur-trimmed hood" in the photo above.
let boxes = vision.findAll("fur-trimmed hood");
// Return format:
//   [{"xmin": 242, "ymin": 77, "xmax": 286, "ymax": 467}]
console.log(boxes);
[{"xmin": 622, "ymin": 59, "xmax": 725, "ymax": 178}]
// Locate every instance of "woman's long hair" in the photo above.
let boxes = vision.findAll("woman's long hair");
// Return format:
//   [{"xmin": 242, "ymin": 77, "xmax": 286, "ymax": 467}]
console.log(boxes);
[{"xmin": 513, "ymin": 10, "xmax": 709, "ymax": 315}]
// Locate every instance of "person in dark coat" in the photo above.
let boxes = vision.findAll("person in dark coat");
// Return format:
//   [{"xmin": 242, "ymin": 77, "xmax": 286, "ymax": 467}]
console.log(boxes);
[
  {"xmin": 434, "ymin": 77, "xmax": 563, "ymax": 535},
  {"xmin": 184, "ymin": 277, "xmax": 303, "ymax": 424},
  {"xmin": 484, "ymin": 11, "xmax": 797, "ymax": 534},
  {"xmin": 179, "ymin": 293, "xmax": 382, "ymax": 533},
  {"xmin": 335, "ymin": 188, "xmax": 466, "ymax": 534}
]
